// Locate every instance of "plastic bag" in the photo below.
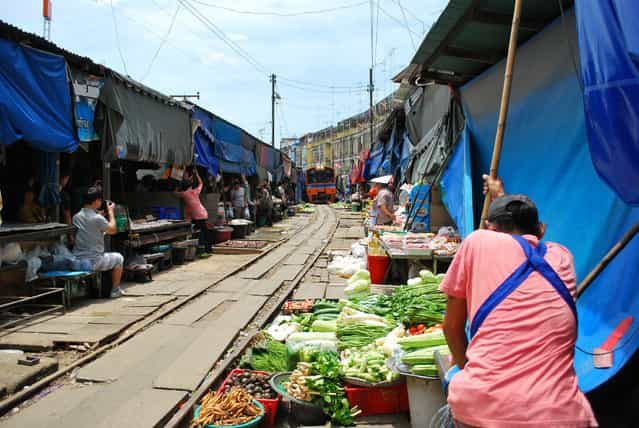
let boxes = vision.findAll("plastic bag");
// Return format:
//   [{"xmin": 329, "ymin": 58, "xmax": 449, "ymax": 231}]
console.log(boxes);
[{"xmin": 1, "ymin": 243, "xmax": 23, "ymax": 264}]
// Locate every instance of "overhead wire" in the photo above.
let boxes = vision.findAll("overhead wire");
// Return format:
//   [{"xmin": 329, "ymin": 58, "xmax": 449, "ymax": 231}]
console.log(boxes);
[
  {"xmin": 386, "ymin": 0, "xmax": 427, "ymax": 28},
  {"xmin": 396, "ymin": 0, "xmax": 416, "ymax": 49},
  {"xmin": 109, "ymin": 0, "xmax": 129, "ymax": 75},
  {"xmin": 377, "ymin": 4, "xmax": 421, "ymax": 37},
  {"xmin": 178, "ymin": 0, "xmax": 270, "ymax": 75},
  {"xmin": 188, "ymin": 0, "xmax": 368, "ymax": 17},
  {"xmin": 141, "ymin": 3, "xmax": 181, "ymax": 81}
]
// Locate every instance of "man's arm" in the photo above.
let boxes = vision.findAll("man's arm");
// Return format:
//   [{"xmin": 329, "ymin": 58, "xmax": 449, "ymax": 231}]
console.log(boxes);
[
  {"xmin": 104, "ymin": 202, "xmax": 117, "ymax": 235},
  {"xmin": 443, "ymin": 296, "xmax": 468, "ymax": 368}
]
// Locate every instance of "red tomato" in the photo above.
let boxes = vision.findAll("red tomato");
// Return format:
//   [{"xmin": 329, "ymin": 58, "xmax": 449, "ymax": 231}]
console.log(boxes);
[{"xmin": 417, "ymin": 324, "xmax": 425, "ymax": 330}]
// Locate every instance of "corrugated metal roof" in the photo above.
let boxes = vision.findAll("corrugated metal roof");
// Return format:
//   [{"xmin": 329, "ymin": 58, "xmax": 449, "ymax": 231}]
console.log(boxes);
[{"xmin": 394, "ymin": 0, "xmax": 574, "ymax": 86}]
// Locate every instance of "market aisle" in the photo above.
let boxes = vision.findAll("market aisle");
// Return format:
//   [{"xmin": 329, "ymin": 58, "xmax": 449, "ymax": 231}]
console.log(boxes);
[{"xmin": 1, "ymin": 206, "xmax": 337, "ymax": 428}]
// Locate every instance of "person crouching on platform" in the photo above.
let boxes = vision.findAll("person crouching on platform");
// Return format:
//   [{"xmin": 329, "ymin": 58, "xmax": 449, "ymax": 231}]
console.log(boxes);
[
  {"xmin": 439, "ymin": 175, "xmax": 597, "ymax": 428},
  {"xmin": 72, "ymin": 187, "xmax": 125, "ymax": 298}
]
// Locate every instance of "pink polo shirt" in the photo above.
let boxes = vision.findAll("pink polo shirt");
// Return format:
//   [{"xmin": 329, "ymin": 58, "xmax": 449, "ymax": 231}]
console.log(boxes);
[
  {"xmin": 175, "ymin": 183, "xmax": 208, "ymax": 221},
  {"xmin": 439, "ymin": 230, "xmax": 597, "ymax": 428}
]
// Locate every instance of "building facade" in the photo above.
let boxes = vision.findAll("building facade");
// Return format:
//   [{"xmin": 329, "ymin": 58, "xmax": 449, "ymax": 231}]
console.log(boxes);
[{"xmin": 281, "ymin": 95, "xmax": 393, "ymax": 177}]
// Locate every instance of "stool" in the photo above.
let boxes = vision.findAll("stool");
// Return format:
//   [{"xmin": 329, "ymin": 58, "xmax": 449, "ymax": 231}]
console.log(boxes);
[{"xmin": 38, "ymin": 271, "xmax": 101, "ymax": 308}]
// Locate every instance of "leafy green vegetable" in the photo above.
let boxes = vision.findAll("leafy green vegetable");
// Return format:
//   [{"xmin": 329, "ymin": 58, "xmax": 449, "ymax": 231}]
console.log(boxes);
[
  {"xmin": 242, "ymin": 336, "xmax": 291, "ymax": 372},
  {"xmin": 336, "ymin": 322, "xmax": 393, "ymax": 349},
  {"xmin": 389, "ymin": 276, "xmax": 447, "ymax": 326}
]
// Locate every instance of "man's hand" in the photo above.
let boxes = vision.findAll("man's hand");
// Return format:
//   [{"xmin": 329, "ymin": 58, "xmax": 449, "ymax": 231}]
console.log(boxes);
[
  {"xmin": 106, "ymin": 201, "xmax": 115, "ymax": 217},
  {"xmin": 482, "ymin": 174, "xmax": 505, "ymax": 199}
]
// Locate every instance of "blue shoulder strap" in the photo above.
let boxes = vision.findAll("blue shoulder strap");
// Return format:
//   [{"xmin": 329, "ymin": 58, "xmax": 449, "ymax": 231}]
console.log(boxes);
[{"xmin": 470, "ymin": 235, "xmax": 577, "ymax": 339}]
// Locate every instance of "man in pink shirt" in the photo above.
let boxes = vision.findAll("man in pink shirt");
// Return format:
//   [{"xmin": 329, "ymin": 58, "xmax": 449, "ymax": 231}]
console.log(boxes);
[
  {"xmin": 175, "ymin": 168, "xmax": 212, "ymax": 254},
  {"xmin": 440, "ymin": 176, "xmax": 597, "ymax": 428}
]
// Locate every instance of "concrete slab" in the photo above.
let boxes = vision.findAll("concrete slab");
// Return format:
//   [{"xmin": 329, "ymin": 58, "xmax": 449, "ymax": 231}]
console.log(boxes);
[
  {"xmin": 153, "ymin": 323, "xmax": 238, "ymax": 391},
  {"xmin": 77, "ymin": 324, "xmax": 199, "ymax": 383},
  {"xmin": 213, "ymin": 277, "xmax": 253, "ymax": 294},
  {"xmin": 52, "ymin": 323, "xmax": 123, "ymax": 345},
  {"xmin": 163, "ymin": 293, "xmax": 233, "ymax": 326},
  {"xmin": 283, "ymin": 253, "xmax": 310, "ymax": 265},
  {"xmin": 271, "ymin": 264, "xmax": 305, "ymax": 282},
  {"xmin": 0, "ymin": 355, "xmax": 58, "ymax": 397},
  {"xmin": 199, "ymin": 295, "xmax": 268, "ymax": 328},
  {"xmin": 246, "ymin": 278, "xmax": 284, "ymax": 296},
  {"xmin": 0, "ymin": 332, "xmax": 62, "ymax": 351},
  {"xmin": 94, "ymin": 388, "xmax": 186, "ymax": 428},
  {"xmin": 293, "ymin": 283, "xmax": 326, "ymax": 300}
]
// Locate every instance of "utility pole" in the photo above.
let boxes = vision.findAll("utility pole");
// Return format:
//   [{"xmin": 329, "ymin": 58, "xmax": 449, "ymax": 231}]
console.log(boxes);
[
  {"xmin": 270, "ymin": 74, "xmax": 276, "ymax": 147},
  {"xmin": 368, "ymin": 67, "xmax": 374, "ymax": 148},
  {"xmin": 42, "ymin": 0, "xmax": 52, "ymax": 40}
]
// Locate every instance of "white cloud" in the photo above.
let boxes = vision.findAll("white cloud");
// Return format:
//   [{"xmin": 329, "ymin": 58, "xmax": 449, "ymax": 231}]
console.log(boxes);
[{"xmin": 95, "ymin": 0, "xmax": 121, "ymax": 6}]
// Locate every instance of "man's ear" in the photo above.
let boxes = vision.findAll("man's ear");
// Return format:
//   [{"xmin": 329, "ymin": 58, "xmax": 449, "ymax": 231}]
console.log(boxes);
[{"xmin": 538, "ymin": 222, "xmax": 546, "ymax": 240}]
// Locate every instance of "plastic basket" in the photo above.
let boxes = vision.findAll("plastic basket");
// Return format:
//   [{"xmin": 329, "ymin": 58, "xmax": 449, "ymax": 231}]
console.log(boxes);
[
  {"xmin": 193, "ymin": 400, "xmax": 264, "ymax": 428},
  {"xmin": 218, "ymin": 369, "xmax": 280, "ymax": 428},
  {"xmin": 345, "ymin": 383, "xmax": 409, "ymax": 417}
]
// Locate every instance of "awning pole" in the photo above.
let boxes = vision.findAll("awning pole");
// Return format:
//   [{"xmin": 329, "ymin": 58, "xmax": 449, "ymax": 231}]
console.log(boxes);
[
  {"xmin": 577, "ymin": 222, "xmax": 639, "ymax": 297},
  {"xmin": 479, "ymin": 0, "xmax": 523, "ymax": 229}
]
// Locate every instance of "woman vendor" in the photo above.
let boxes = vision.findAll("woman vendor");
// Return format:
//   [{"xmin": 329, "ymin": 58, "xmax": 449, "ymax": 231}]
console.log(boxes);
[
  {"xmin": 371, "ymin": 176, "xmax": 395, "ymax": 226},
  {"xmin": 174, "ymin": 168, "xmax": 212, "ymax": 255},
  {"xmin": 439, "ymin": 175, "xmax": 597, "ymax": 427}
]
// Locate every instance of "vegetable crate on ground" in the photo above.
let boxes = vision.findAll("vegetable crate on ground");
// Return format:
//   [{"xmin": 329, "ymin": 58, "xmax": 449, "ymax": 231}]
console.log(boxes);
[
  {"xmin": 218, "ymin": 369, "xmax": 280, "ymax": 428},
  {"xmin": 345, "ymin": 383, "xmax": 409, "ymax": 417}
]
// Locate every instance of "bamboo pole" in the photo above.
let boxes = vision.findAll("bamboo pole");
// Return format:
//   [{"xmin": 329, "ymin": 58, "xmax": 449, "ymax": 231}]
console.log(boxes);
[
  {"xmin": 479, "ymin": 0, "xmax": 523, "ymax": 229},
  {"xmin": 577, "ymin": 222, "xmax": 639, "ymax": 297}
]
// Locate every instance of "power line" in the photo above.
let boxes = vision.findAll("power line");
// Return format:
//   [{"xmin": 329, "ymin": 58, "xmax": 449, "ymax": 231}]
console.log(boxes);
[
  {"xmin": 396, "ymin": 0, "xmax": 416, "ymax": 49},
  {"xmin": 178, "ymin": 0, "xmax": 269, "ymax": 75},
  {"xmin": 278, "ymin": 81, "xmax": 368, "ymax": 94},
  {"xmin": 278, "ymin": 76, "xmax": 367, "ymax": 90},
  {"xmin": 110, "ymin": 0, "xmax": 129, "ymax": 75},
  {"xmin": 188, "ymin": 0, "xmax": 368, "ymax": 17},
  {"xmin": 386, "ymin": 0, "xmax": 426, "ymax": 27},
  {"xmin": 141, "ymin": 3, "xmax": 180, "ymax": 81},
  {"xmin": 378, "ymin": 4, "xmax": 421, "ymax": 37}
]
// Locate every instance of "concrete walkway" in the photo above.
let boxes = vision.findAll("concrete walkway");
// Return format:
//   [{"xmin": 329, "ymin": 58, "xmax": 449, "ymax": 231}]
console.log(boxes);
[{"xmin": 1, "ymin": 206, "xmax": 338, "ymax": 428}]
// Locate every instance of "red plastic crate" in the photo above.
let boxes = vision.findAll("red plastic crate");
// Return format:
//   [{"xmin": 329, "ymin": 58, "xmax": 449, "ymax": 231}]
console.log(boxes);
[
  {"xmin": 218, "ymin": 369, "xmax": 280, "ymax": 428},
  {"xmin": 345, "ymin": 383, "xmax": 409, "ymax": 417}
]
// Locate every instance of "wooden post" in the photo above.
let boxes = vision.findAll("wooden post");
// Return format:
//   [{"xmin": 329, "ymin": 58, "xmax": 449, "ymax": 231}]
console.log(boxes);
[
  {"xmin": 479, "ymin": 0, "xmax": 523, "ymax": 228},
  {"xmin": 577, "ymin": 222, "xmax": 639, "ymax": 297}
]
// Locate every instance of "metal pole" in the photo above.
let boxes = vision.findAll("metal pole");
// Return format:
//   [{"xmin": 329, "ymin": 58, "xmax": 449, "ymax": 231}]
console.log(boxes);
[
  {"xmin": 479, "ymin": 0, "xmax": 523, "ymax": 228},
  {"xmin": 369, "ymin": 67, "xmax": 374, "ymax": 148},
  {"xmin": 271, "ymin": 74, "xmax": 276, "ymax": 147}
]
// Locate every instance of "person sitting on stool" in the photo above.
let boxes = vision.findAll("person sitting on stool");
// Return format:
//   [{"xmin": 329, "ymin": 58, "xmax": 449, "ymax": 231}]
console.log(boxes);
[{"xmin": 72, "ymin": 187, "xmax": 125, "ymax": 298}]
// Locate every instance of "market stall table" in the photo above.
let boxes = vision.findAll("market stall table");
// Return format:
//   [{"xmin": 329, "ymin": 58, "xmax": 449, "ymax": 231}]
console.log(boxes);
[{"xmin": 116, "ymin": 220, "xmax": 193, "ymax": 249}]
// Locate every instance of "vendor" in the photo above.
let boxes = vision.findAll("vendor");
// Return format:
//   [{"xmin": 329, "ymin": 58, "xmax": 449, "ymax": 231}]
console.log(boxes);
[
  {"xmin": 256, "ymin": 183, "xmax": 273, "ymax": 227},
  {"xmin": 371, "ymin": 176, "xmax": 395, "ymax": 226},
  {"xmin": 174, "ymin": 168, "xmax": 213, "ymax": 255},
  {"xmin": 72, "ymin": 187, "xmax": 125, "ymax": 298},
  {"xmin": 439, "ymin": 175, "xmax": 596, "ymax": 428},
  {"xmin": 230, "ymin": 179, "xmax": 248, "ymax": 219}
]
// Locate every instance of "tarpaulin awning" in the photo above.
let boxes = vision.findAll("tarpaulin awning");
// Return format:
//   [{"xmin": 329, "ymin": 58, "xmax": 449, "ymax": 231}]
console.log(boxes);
[
  {"xmin": 258, "ymin": 143, "xmax": 281, "ymax": 173},
  {"xmin": 0, "ymin": 39, "xmax": 78, "ymax": 152},
  {"xmin": 439, "ymin": 125, "xmax": 474, "ymax": 238},
  {"xmin": 576, "ymin": 0, "xmax": 639, "ymax": 205},
  {"xmin": 363, "ymin": 142, "xmax": 385, "ymax": 180},
  {"xmin": 459, "ymin": 12, "xmax": 639, "ymax": 393},
  {"xmin": 191, "ymin": 106, "xmax": 218, "ymax": 176},
  {"xmin": 214, "ymin": 139, "xmax": 256, "ymax": 176},
  {"xmin": 97, "ymin": 72, "xmax": 192, "ymax": 164}
]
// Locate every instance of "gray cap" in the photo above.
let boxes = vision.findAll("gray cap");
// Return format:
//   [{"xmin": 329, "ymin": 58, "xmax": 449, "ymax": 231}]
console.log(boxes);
[{"xmin": 487, "ymin": 194, "xmax": 538, "ymax": 223}]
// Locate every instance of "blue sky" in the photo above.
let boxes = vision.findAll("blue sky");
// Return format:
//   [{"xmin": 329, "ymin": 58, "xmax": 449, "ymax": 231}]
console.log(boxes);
[{"xmin": 0, "ymin": 0, "xmax": 447, "ymax": 145}]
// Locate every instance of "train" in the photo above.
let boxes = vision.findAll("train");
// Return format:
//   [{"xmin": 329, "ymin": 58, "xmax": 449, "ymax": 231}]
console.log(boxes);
[{"xmin": 304, "ymin": 167, "xmax": 336, "ymax": 203}]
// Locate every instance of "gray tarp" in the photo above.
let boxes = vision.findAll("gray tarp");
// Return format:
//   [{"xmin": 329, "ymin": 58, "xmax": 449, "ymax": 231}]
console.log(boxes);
[
  {"xmin": 404, "ymin": 84, "xmax": 451, "ymax": 145},
  {"xmin": 97, "ymin": 73, "xmax": 193, "ymax": 164}
]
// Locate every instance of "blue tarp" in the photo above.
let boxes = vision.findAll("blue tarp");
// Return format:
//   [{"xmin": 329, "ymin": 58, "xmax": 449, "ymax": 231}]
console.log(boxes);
[
  {"xmin": 576, "ymin": 0, "xmax": 639, "ymax": 205},
  {"xmin": 460, "ymin": 12, "xmax": 639, "ymax": 392},
  {"xmin": 440, "ymin": 125, "xmax": 474, "ymax": 238},
  {"xmin": 408, "ymin": 183, "xmax": 431, "ymax": 232},
  {"xmin": 0, "ymin": 39, "xmax": 78, "ymax": 152},
  {"xmin": 192, "ymin": 107, "xmax": 219, "ymax": 176},
  {"xmin": 363, "ymin": 143, "xmax": 385, "ymax": 180},
  {"xmin": 399, "ymin": 131, "xmax": 412, "ymax": 179},
  {"xmin": 211, "ymin": 116, "xmax": 256, "ymax": 175}
]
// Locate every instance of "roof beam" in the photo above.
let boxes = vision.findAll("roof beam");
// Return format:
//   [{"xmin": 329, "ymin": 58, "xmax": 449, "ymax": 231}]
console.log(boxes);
[
  {"xmin": 471, "ymin": 10, "xmax": 545, "ymax": 32},
  {"xmin": 441, "ymin": 47, "xmax": 500, "ymax": 65}
]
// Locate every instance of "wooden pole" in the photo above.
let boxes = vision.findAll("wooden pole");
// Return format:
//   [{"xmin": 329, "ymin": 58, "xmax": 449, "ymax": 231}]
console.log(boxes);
[
  {"xmin": 577, "ymin": 222, "xmax": 639, "ymax": 297},
  {"xmin": 479, "ymin": 0, "xmax": 523, "ymax": 229}
]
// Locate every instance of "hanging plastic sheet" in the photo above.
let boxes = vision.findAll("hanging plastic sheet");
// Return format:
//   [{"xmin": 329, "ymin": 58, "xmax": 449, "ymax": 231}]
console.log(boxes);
[
  {"xmin": 408, "ymin": 183, "xmax": 431, "ymax": 232},
  {"xmin": 37, "ymin": 151, "xmax": 61, "ymax": 208},
  {"xmin": 98, "ymin": 72, "xmax": 192, "ymax": 164},
  {"xmin": 363, "ymin": 143, "xmax": 385, "ymax": 180},
  {"xmin": 214, "ymin": 140, "xmax": 256, "ymax": 176},
  {"xmin": 399, "ymin": 131, "xmax": 412, "ymax": 180},
  {"xmin": 575, "ymin": 0, "xmax": 639, "ymax": 205},
  {"xmin": 192, "ymin": 107, "xmax": 219, "ymax": 176},
  {"xmin": 404, "ymin": 84, "xmax": 451, "ymax": 144},
  {"xmin": 439, "ymin": 125, "xmax": 474, "ymax": 238},
  {"xmin": 459, "ymin": 12, "xmax": 639, "ymax": 392},
  {"xmin": 0, "ymin": 39, "xmax": 78, "ymax": 152},
  {"xmin": 71, "ymin": 69, "xmax": 103, "ymax": 142}
]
